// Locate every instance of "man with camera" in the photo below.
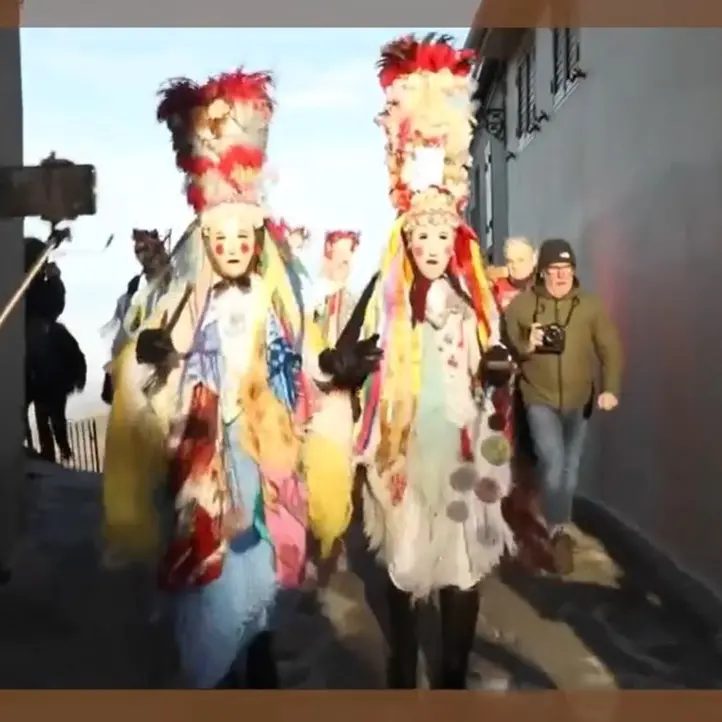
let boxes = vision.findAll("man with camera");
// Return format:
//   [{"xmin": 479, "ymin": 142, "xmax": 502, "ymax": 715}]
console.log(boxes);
[{"xmin": 503, "ymin": 238, "xmax": 622, "ymax": 574}]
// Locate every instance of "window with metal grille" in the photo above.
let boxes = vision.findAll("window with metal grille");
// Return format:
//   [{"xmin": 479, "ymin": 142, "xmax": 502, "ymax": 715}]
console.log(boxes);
[
  {"xmin": 515, "ymin": 45, "xmax": 537, "ymax": 140},
  {"xmin": 483, "ymin": 141, "xmax": 493, "ymax": 249},
  {"xmin": 466, "ymin": 160, "xmax": 481, "ymax": 237},
  {"xmin": 551, "ymin": 28, "xmax": 581, "ymax": 99}
]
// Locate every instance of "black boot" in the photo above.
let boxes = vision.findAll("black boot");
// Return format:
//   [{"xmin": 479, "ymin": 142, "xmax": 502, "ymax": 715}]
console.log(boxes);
[
  {"xmin": 386, "ymin": 577, "xmax": 419, "ymax": 688},
  {"xmin": 214, "ymin": 666, "xmax": 242, "ymax": 689},
  {"xmin": 437, "ymin": 584, "xmax": 480, "ymax": 689},
  {"xmin": 245, "ymin": 631, "xmax": 279, "ymax": 689}
]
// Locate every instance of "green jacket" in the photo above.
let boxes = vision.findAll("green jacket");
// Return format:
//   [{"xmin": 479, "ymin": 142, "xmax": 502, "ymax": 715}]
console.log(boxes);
[{"xmin": 503, "ymin": 282, "xmax": 623, "ymax": 411}]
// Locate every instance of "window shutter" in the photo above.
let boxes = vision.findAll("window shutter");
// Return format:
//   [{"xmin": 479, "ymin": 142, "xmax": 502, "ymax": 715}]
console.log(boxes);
[
  {"xmin": 552, "ymin": 29, "xmax": 564, "ymax": 95},
  {"xmin": 515, "ymin": 63, "xmax": 524, "ymax": 138},
  {"xmin": 566, "ymin": 28, "xmax": 580, "ymax": 75},
  {"xmin": 527, "ymin": 49, "xmax": 536, "ymax": 127},
  {"xmin": 483, "ymin": 141, "xmax": 493, "ymax": 247}
]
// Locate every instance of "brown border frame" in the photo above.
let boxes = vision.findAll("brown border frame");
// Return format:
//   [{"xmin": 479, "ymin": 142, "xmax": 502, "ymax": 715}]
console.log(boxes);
[{"xmin": 2, "ymin": 691, "xmax": 722, "ymax": 720}]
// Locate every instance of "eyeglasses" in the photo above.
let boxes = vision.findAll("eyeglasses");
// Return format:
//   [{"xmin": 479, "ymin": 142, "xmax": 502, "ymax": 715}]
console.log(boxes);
[{"xmin": 546, "ymin": 264, "xmax": 573, "ymax": 275}]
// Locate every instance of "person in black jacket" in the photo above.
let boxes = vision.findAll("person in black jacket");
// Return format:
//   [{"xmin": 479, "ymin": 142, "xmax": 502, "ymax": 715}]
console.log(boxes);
[
  {"xmin": 25, "ymin": 237, "xmax": 65, "ymax": 322},
  {"xmin": 27, "ymin": 321, "xmax": 87, "ymax": 460},
  {"xmin": 24, "ymin": 237, "xmax": 86, "ymax": 462}
]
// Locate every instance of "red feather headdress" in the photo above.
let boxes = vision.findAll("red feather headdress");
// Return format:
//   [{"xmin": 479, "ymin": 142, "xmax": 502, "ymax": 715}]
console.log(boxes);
[
  {"xmin": 323, "ymin": 230, "xmax": 360, "ymax": 258},
  {"xmin": 156, "ymin": 68, "xmax": 274, "ymax": 215},
  {"xmin": 376, "ymin": 32, "xmax": 476, "ymax": 89},
  {"xmin": 375, "ymin": 33, "xmax": 478, "ymax": 219}
]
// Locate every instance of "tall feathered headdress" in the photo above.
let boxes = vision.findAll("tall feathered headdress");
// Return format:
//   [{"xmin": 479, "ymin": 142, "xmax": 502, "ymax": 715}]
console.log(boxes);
[
  {"xmin": 273, "ymin": 219, "xmax": 311, "ymax": 250},
  {"xmin": 361, "ymin": 34, "xmax": 496, "ymax": 410},
  {"xmin": 154, "ymin": 68, "xmax": 307, "ymax": 346},
  {"xmin": 375, "ymin": 33, "xmax": 478, "ymax": 222},
  {"xmin": 323, "ymin": 230, "xmax": 360, "ymax": 258},
  {"xmin": 156, "ymin": 68, "xmax": 275, "ymax": 228}
]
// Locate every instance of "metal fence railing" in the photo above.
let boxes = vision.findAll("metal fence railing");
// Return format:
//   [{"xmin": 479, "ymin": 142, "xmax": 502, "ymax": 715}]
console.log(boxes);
[
  {"xmin": 27, "ymin": 415, "xmax": 103, "ymax": 473},
  {"xmin": 64, "ymin": 417, "xmax": 102, "ymax": 472}
]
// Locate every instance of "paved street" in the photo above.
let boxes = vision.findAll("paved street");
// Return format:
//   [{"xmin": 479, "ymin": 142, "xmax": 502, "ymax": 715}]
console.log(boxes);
[{"xmin": 1, "ymin": 460, "xmax": 721, "ymax": 689}]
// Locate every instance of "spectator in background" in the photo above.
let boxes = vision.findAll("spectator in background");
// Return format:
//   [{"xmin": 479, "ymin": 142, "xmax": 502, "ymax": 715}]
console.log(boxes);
[
  {"xmin": 25, "ymin": 236, "xmax": 86, "ymax": 462},
  {"xmin": 488, "ymin": 237, "xmax": 557, "ymax": 574},
  {"xmin": 490, "ymin": 236, "xmax": 538, "ymax": 308},
  {"xmin": 25, "ymin": 237, "xmax": 65, "ymax": 321},
  {"xmin": 503, "ymin": 238, "xmax": 623, "ymax": 574}
]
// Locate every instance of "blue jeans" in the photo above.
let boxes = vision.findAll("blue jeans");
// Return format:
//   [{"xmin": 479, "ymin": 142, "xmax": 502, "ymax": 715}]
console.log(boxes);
[{"xmin": 525, "ymin": 404, "xmax": 589, "ymax": 528}]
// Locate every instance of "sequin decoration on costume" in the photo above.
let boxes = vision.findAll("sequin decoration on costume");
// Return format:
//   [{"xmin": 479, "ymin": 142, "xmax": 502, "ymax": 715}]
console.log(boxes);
[{"xmin": 479, "ymin": 435, "xmax": 511, "ymax": 466}]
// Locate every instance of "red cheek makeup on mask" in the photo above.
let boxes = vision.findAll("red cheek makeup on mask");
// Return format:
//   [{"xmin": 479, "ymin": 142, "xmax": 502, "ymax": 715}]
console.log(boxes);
[
  {"xmin": 240, "ymin": 243, "xmax": 250, "ymax": 254},
  {"xmin": 214, "ymin": 243, "xmax": 224, "ymax": 255},
  {"xmin": 412, "ymin": 244, "xmax": 423, "ymax": 258}
]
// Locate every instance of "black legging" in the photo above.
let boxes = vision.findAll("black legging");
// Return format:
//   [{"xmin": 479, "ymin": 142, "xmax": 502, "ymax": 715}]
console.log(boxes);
[
  {"xmin": 214, "ymin": 631, "xmax": 279, "ymax": 689},
  {"xmin": 386, "ymin": 577, "xmax": 480, "ymax": 689}
]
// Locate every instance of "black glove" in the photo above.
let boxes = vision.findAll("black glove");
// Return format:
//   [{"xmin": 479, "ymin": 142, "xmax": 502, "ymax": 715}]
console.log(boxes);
[
  {"xmin": 319, "ymin": 333, "xmax": 383, "ymax": 392},
  {"xmin": 480, "ymin": 344, "xmax": 515, "ymax": 389},
  {"xmin": 101, "ymin": 372, "xmax": 114, "ymax": 405},
  {"xmin": 136, "ymin": 328, "xmax": 177, "ymax": 367}
]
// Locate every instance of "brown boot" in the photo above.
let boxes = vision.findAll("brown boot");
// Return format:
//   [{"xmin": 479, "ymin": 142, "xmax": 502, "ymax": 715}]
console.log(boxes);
[{"xmin": 551, "ymin": 528, "xmax": 575, "ymax": 575}]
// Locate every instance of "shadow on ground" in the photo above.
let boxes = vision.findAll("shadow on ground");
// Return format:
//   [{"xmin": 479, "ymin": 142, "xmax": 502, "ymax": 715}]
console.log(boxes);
[
  {"xmin": 0, "ymin": 462, "xmax": 378, "ymax": 689},
  {"xmin": 501, "ymin": 547, "xmax": 722, "ymax": 689},
  {"xmin": 5, "ymin": 461, "xmax": 721, "ymax": 690}
]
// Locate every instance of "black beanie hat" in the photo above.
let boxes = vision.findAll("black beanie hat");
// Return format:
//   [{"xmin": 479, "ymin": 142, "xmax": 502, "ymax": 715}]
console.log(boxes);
[{"xmin": 537, "ymin": 238, "xmax": 576, "ymax": 272}]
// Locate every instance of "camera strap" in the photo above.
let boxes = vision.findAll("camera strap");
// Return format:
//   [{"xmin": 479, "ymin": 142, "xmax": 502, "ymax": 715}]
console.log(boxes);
[
  {"xmin": 561, "ymin": 297, "xmax": 580, "ymax": 327},
  {"xmin": 532, "ymin": 294, "xmax": 580, "ymax": 327}
]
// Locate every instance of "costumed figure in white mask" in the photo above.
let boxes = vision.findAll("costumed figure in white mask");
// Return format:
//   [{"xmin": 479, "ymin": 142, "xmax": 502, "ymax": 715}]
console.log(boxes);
[
  {"xmin": 312, "ymin": 230, "xmax": 360, "ymax": 347},
  {"xmin": 308, "ymin": 33, "xmax": 520, "ymax": 689},
  {"xmin": 101, "ymin": 66, "xmax": 381, "ymax": 689}
]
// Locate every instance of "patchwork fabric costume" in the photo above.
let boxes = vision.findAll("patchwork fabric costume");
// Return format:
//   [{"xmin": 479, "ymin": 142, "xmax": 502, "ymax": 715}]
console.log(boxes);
[
  {"xmin": 310, "ymin": 33, "xmax": 518, "ymax": 689},
  {"xmin": 101, "ymin": 67, "xmax": 365, "ymax": 689}
]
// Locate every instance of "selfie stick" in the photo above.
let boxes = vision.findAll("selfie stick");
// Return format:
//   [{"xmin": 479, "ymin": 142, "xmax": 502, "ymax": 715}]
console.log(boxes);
[{"xmin": 0, "ymin": 225, "xmax": 70, "ymax": 331}]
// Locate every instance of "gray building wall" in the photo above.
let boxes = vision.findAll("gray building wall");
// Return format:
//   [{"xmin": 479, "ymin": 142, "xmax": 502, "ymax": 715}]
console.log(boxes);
[
  {"xmin": 472, "ymin": 28, "xmax": 722, "ymax": 597},
  {"xmin": 0, "ymin": 25, "xmax": 26, "ymax": 565}
]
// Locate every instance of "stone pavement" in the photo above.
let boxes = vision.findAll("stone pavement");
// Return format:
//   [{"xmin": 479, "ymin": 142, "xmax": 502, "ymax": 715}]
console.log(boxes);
[{"xmin": 1, "ymin": 460, "xmax": 721, "ymax": 689}]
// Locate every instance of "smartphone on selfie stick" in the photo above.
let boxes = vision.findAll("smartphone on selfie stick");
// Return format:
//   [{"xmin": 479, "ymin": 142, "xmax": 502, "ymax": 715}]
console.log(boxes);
[{"xmin": 0, "ymin": 153, "xmax": 97, "ymax": 330}]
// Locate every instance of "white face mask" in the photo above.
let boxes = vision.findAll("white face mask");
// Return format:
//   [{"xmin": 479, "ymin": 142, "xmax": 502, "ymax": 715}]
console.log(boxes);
[
  {"xmin": 407, "ymin": 221, "xmax": 455, "ymax": 281},
  {"xmin": 201, "ymin": 206, "xmax": 260, "ymax": 280}
]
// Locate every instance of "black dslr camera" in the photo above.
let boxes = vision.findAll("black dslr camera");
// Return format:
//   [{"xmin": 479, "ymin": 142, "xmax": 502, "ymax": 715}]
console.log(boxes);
[{"xmin": 537, "ymin": 322, "xmax": 566, "ymax": 354}]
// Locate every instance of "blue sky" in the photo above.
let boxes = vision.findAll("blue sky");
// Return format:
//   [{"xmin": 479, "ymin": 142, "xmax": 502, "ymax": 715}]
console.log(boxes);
[{"xmin": 20, "ymin": 28, "xmax": 467, "ymax": 417}]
